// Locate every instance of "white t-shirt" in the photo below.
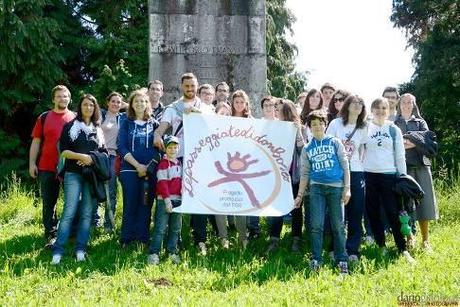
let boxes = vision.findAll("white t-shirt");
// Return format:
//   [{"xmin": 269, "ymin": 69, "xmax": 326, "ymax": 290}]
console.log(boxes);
[
  {"xmin": 326, "ymin": 118, "xmax": 368, "ymax": 172},
  {"xmin": 161, "ymin": 97, "xmax": 213, "ymax": 157},
  {"xmin": 363, "ymin": 121, "xmax": 407, "ymax": 174}
]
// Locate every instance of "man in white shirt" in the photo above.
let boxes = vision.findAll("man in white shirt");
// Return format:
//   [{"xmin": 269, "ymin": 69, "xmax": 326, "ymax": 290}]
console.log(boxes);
[{"xmin": 153, "ymin": 72, "xmax": 212, "ymax": 255}]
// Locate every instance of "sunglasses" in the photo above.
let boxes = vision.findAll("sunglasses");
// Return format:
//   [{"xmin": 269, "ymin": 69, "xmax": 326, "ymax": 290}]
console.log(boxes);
[{"xmin": 333, "ymin": 97, "xmax": 345, "ymax": 102}]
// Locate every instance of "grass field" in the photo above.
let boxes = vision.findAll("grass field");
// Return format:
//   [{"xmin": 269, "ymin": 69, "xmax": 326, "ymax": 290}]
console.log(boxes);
[{"xmin": 1, "ymin": 175, "xmax": 459, "ymax": 306}]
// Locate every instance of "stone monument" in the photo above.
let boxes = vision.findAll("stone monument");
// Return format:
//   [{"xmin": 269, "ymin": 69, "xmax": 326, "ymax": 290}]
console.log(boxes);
[{"xmin": 148, "ymin": 0, "xmax": 267, "ymax": 116}]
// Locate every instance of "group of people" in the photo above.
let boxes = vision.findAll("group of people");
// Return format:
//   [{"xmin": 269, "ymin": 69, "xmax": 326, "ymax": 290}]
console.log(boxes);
[{"xmin": 29, "ymin": 75, "xmax": 438, "ymax": 274}]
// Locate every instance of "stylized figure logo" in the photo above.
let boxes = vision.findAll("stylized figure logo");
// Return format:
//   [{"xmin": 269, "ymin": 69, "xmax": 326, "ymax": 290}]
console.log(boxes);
[{"xmin": 208, "ymin": 152, "xmax": 271, "ymax": 208}]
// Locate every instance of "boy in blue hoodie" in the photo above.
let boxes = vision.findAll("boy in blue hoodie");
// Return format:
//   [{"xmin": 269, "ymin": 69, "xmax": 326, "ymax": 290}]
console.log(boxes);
[{"xmin": 294, "ymin": 110, "xmax": 351, "ymax": 274}]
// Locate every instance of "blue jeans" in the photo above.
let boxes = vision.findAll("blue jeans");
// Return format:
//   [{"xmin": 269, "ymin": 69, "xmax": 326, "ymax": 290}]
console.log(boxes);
[
  {"xmin": 104, "ymin": 155, "xmax": 118, "ymax": 229},
  {"xmin": 119, "ymin": 171, "xmax": 155, "ymax": 244},
  {"xmin": 149, "ymin": 199, "xmax": 182, "ymax": 255},
  {"xmin": 345, "ymin": 172, "xmax": 365, "ymax": 256},
  {"xmin": 53, "ymin": 172, "xmax": 96, "ymax": 255},
  {"xmin": 309, "ymin": 184, "xmax": 347, "ymax": 263}
]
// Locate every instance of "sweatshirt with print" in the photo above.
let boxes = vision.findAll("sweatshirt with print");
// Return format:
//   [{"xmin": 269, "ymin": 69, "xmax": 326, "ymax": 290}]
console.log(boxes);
[
  {"xmin": 117, "ymin": 118, "xmax": 159, "ymax": 171},
  {"xmin": 363, "ymin": 121, "xmax": 407, "ymax": 175},
  {"xmin": 300, "ymin": 135, "xmax": 349, "ymax": 186}
]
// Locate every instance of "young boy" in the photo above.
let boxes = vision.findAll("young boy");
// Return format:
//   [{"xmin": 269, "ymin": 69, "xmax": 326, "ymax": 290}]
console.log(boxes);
[
  {"xmin": 294, "ymin": 110, "xmax": 351, "ymax": 274},
  {"xmin": 148, "ymin": 135, "xmax": 182, "ymax": 265}
]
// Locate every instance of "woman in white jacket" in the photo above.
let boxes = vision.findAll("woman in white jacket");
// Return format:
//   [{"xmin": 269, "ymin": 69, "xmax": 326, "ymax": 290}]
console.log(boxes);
[{"xmin": 363, "ymin": 97, "xmax": 415, "ymax": 263}]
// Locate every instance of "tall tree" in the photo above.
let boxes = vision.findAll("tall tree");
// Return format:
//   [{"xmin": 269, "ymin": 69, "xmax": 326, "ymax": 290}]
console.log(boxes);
[
  {"xmin": 391, "ymin": 0, "xmax": 460, "ymax": 170},
  {"xmin": 0, "ymin": 0, "xmax": 89, "ymax": 179},
  {"xmin": 266, "ymin": 0, "xmax": 307, "ymax": 100}
]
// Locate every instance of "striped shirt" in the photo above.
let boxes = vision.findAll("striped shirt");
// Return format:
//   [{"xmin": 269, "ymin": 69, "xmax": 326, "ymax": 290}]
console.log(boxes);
[{"xmin": 156, "ymin": 158, "xmax": 182, "ymax": 200}]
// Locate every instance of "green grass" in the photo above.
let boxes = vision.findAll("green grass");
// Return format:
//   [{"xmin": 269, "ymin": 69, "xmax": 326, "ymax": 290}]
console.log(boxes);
[{"xmin": 1, "ymin": 176, "xmax": 459, "ymax": 306}]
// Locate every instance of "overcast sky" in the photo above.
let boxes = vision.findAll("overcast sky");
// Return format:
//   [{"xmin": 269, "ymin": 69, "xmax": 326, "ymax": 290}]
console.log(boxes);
[{"xmin": 285, "ymin": 0, "xmax": 415, "ymax": 103}]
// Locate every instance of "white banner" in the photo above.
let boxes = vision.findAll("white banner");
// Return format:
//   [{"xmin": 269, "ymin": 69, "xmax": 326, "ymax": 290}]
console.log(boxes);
[{"xmin": 174, "ymin": 113, "xmax": 297, "ymax": 216}]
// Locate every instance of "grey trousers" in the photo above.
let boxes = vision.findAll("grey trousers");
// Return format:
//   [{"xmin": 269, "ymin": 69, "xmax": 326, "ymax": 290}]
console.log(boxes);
[{"xmin": 215, "ymin": 215, "xmax": 247, "ymax": 243}]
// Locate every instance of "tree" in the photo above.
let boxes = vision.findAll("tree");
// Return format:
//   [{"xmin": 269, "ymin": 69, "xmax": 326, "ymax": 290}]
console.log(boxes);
[
  {"xmin": 0, "ymin": 0, "xmax": 89, "ymax": 180},
  {"xmin": 391, "ymin": 0, "xmax": 460, "ymax": 172},
  {"xmin": 266, "ymin": 0, "xmax": 307, "ymax": 101}
]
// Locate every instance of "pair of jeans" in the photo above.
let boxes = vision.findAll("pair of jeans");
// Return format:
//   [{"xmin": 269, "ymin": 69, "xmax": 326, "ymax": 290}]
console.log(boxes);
[
  {"xmin": 119, "ymin": 171, "xmax": 155, "ymax": 244},
  {"xmin": 191, "ymin": 214, "xmax": 208, "ymax": 244},
  {"xmin": 149, "ymin": 199, "xmax": 182, "ymax": 255},
  {"xmin": 345, "ymin": 172, "xmax": 365, "ymax": 256},
  {"xmin": 38, "ymin": 171, "xmax": 61, "ymax": 239},
  {"xmin": 104, "ymin": 155, "xmax": 118, "ymax": 229},
  {"xmin": 365, "ymin": 172, "xmax": 406, "ymax": 252},
  {"xmin": 268, "ymin": 183, "xmax": 302, "ymax": 238},
  {"xmin": 248, "ymin": 216, "xmax": 260, "ymax": 237},
  {"xmin": 309, "ymin": 184, "xmax": 347, "ymax": 263},
  {"xmin": 52, "ymin": 172, "xmax": 96, "ymax": 255}
]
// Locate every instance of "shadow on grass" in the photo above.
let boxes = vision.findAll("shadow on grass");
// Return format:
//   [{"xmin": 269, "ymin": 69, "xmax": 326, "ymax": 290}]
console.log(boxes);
[{"xmin": 1, "ymin": 222, "xmax": 401, "ymax": 286}]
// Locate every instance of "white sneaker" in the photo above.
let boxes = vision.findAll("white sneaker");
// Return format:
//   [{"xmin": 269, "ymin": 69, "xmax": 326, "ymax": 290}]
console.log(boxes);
[
  {"xmin": 170, "ymin": 254, "xmax": 181, "ymax": 264},
  {"xmin": 364, "ymin": 235, "xmax": 375, "ymax": 245},
  {"xmin": 348, "ymin": 254, "xmax": 359, "ymax": 262},
  {"xmin": 422, "ymin": 241, "xmax": 433, "ymax": 254},
  {"xmin": 221, "ymin": 238, "xmax": 230, "ymax": 249},
  {"xmin": 198, "ymin": 242, "xmax": 207, "ymax": 256},
  {"xmin": 76, "ymin": 251, "xmax": 86, "ymax": 262},
  {"xmin": 402, "ymin": 251, "xmax": 416, "ymax": 264},
  {"xmin": 148, "ymin": 253, "xmax": 160, "ymax": 265},
  {"xmin": 51, "ymin": 254, "xmax": 62, "ymax": 265}
]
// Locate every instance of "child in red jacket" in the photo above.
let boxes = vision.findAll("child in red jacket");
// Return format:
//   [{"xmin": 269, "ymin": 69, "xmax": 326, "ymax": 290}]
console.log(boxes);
[{"xmin": 148, "ymin": 135, "xmax": 182, "ymax": 265}]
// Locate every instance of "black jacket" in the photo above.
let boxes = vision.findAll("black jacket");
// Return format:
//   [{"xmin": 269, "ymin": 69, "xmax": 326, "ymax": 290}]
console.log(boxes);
[
  {"xmin": 393, "ymin": 174, "xmax": 425, "ymax": 212},
  {"xmin": 82, "ymin": 150, "xmax": 111, "ymax": 202},
  {"xmin": 394, "ymin": 115, "xmax": 437, "ymax": 167}
]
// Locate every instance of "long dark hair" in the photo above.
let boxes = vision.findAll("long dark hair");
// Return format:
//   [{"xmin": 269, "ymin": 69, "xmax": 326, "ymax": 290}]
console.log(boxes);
[
  {"xmin": 339, "ymin": 95, "xmax": 367, "ymax": 128},
  {"xmin": 231, "ymin": 89, "xmax": 251, "ymax": 118},
  {"xmin": 279, "ymin": 99, "xmax": 301, "ymax": 127},
  {"xmin": 76, "ymin": 94, "xmax": 101, "ymax": 126},
  {"xmin": 328, "ymin": 89, "xmax": 351, "ymax": 121},
  {"xmin": 300, "ymin": 89, "xmax": 323, "ymax": 125}
]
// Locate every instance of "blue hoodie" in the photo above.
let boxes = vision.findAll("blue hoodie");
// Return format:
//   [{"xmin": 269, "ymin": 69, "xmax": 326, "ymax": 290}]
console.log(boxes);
[
  {"xmin": 117, "ymin": 117, "xmax": 159, "ymax": 171},
  {"xmin": 300, "ymin": 135, "xmax": 349, "ymax": 186}
]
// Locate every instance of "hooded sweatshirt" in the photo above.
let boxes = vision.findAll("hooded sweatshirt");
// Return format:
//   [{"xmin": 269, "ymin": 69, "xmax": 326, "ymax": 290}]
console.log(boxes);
[{"xmin": 117, "ymin": 117, "xmax": 159, "ymax": 171}]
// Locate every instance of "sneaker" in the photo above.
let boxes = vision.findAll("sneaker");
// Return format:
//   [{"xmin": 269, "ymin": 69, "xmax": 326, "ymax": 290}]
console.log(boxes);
[
  {"xmin": 348, "ymin": 254, "xmax": 359, "ymax": 262},
  {"xmin": 402, "ymin": 250, "xmax": 416, "ymax": 264},
  {"xmin": 148, "ymin": 253, "xmax": 160, "ymax": 265},
  {"xmin": 266, "ymin": 237, "xmax": 279, "ymax": 253},
  {"xmin": 170, "ymin": 254, "xmax": 181, "ymax": 264},
  {"xmin": 198, "ymin": 242, "xmax": 207, "ymax": 256},
  {"xmin": 310, "ymin": 260, "xmax": 320, "ymax": 272},
  {"xmin": 221, "ymin": 238, "xmax": 230, "ymax": 249},
  {"xmin": 407, "ymin": 235, "xmax": 416, "ymax": 250},
  {"xmin": 338, "ymin": 261, "xmax": 349, "ymax": 275},
  {"xmin": 51, "ymin": 254, "xmax": 62, "ymax": 265},
  {"xmin": 44, "ymin": 237, "xmax": 56, "ymax": 249},
  {"xmin": 364, "ymin": 235, "xmax": 375, "ymax": 245},
  {"xmin": 76, "ymin": 251, "xmax": 86, "ymax": 262},
  {"xmin": 422, "ymin": 241, "xmax": 433, "ymax": 254},
  {"xmin": 291, "ymin": 237, "xmax": 300, "ymax": 252}
]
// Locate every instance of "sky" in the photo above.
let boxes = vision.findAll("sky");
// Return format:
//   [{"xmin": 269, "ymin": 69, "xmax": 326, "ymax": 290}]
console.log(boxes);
[{"xmin": 285, "ymin": 0, "xmax": 415, "ymax": 103}]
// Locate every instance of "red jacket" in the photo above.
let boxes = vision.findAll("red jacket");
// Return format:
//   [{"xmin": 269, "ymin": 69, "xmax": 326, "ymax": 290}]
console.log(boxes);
[{"xmin": 156, "ymin": 158, "xmax": 182, "ymax": 200}]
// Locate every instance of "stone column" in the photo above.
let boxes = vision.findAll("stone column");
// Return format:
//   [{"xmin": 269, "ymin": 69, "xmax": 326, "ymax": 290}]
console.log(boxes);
[{"xmin": 149, "ymin": 0, "xmax": 267, "ymax": 117}]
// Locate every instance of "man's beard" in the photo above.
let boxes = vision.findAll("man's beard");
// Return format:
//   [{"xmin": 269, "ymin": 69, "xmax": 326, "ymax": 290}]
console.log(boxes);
[
  {"xmin": 57, "ymin": 102, "xmax": 68, "ymax": 110},
  {"xmin": 184, "ymin": 92, "xmax": 195, "ymax": 100}
]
